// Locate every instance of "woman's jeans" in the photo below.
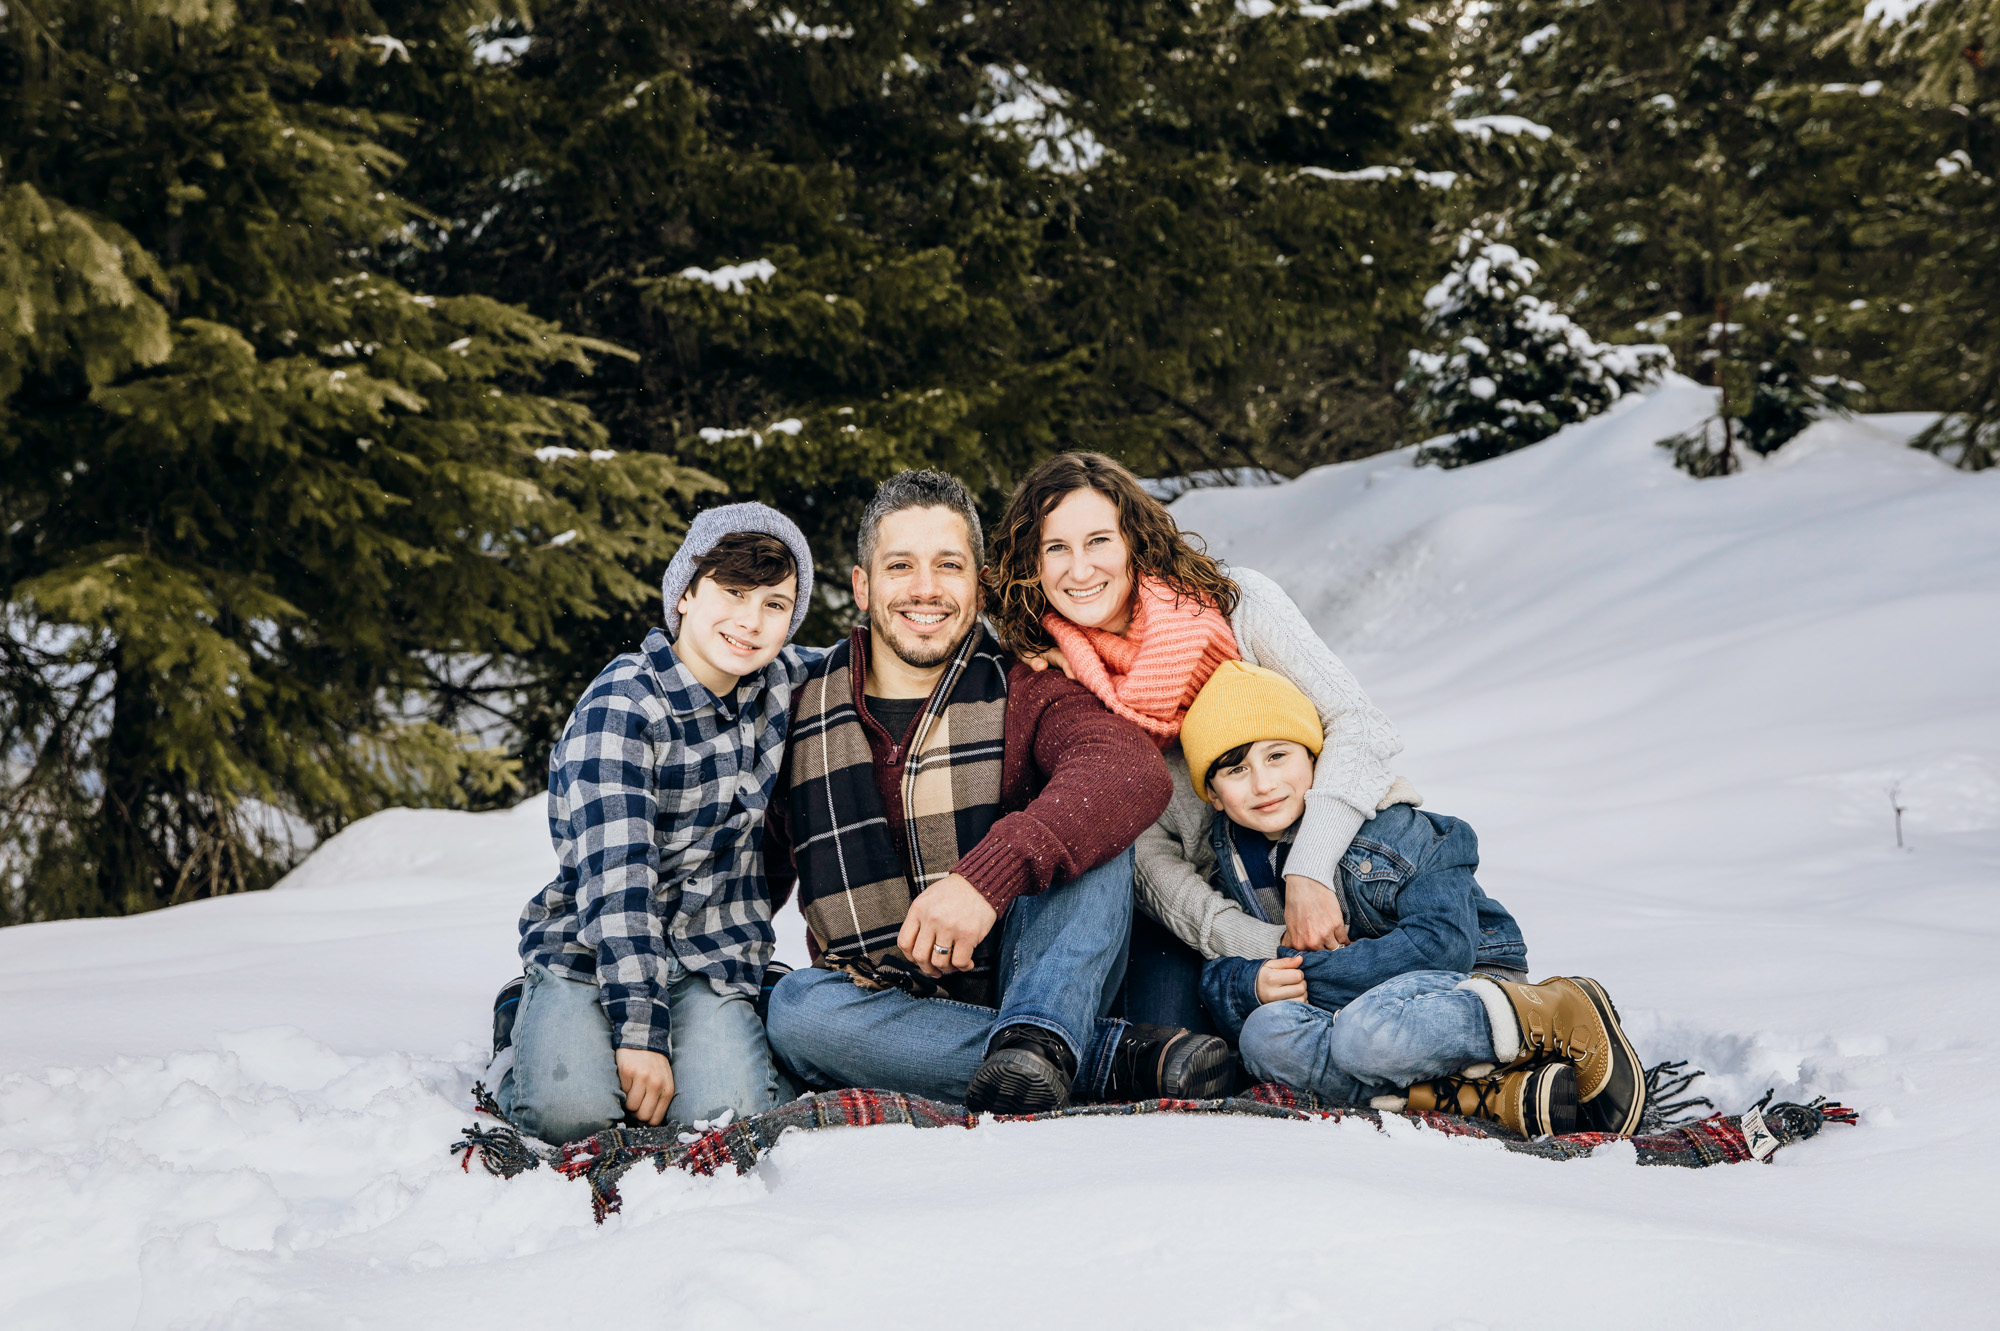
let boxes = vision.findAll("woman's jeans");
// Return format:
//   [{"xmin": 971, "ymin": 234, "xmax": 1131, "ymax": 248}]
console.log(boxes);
[
  {"xmin": 497, "ymin": 959, "xmax": 798, "ymax": 1143},
  {"xmin": 1119, "ymin": 909, "xmax": 1217, "ymax": 1035},
  {"xmin": 1237, "ymin": 969, "xmax": 1499, "ymax": 1106},
  {"xmin": 765, "ymin": 849, "xmax": 1135, "ymax": 1102}
]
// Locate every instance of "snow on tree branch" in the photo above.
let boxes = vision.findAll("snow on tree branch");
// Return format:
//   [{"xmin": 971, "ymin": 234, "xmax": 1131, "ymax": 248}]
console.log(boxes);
[
  {"xmin": 676, "ymin": 260, "xmax": 778, "ymax": 294},
  {"xmin": 1403, "ymin": 232, "xmax": 1671, "ymax": 467},
  {"xmin": 968, "ymin": 66, "xmax": 1105, "ymax": 173}
]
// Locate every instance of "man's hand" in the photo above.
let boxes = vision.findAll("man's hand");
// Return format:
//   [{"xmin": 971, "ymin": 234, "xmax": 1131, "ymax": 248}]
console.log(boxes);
[
  {"xmin": 1019, "ymin": 646, "xmax": 1077, "ymax": 680},
  {"xmin": 1280, "ymin": 874, "xmax": 1351, "ymax": 952},
  {"xmin": 616, "ymin": 1048, "xmax": 676, "ymax": 1126},
  {"xmin": 1256, "ymin": 954, "xmax": 1308, "ymax": 1005},
  {"xmin": 898, "ymin": 873, "xmax": 1000, "ymax": 977}
]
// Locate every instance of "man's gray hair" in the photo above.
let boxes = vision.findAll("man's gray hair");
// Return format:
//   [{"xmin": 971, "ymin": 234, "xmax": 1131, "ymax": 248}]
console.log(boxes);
[{"xmin": 856, "ymin": 469, "xmax": 984, "ymax": 570}]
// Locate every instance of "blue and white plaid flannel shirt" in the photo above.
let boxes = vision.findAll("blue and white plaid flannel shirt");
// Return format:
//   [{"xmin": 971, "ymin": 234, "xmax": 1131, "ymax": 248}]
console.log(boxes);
[{"xmin": 518, "ymin": 628, "xmax": 820, "ymax": 1054}]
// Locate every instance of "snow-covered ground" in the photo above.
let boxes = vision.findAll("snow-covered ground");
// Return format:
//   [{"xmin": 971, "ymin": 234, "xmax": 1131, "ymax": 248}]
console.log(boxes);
[{"xmin": 5, "ymin": 377, "xmax": 1997, "ymax": 1329}]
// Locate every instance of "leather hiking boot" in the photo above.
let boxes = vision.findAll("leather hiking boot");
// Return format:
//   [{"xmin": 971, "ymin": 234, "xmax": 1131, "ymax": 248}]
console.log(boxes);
[
  {"xmin": 1404, "ymin": 1063, "xmax": 1579, "ymax": 1137},
  {"xmin": 966, "ymin": 1024, "xmax": 1076, "ymax": 1114},
  {"xmin": 1465, "ymin": 973, "xmax": 1646, "ymax": 1136},
  {"xmin": 1102, "ymin": 1023, "xmax": 1235, "ymax": 1102}
]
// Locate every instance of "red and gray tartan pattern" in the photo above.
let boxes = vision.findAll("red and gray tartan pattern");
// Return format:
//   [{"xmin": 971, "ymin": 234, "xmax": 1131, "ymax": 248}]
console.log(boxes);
[{"xmin": 454, "ymin": 1082, "xmax": 1857, "ymax": 1224}]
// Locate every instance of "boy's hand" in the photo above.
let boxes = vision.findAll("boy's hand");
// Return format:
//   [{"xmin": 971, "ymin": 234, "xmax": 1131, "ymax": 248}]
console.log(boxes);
[
  {"xmin": 616, "ymin": 1048, "xmax": 676, "ymax": 1126},
  {"xmin": 1281, "ymin": 875, "xmax": 1350, "ymax": 951},
  {"xmin": 898, "ymin": 873, "xmax": 999, "ymax": 977},
  {"xmin": 1256, "ymin": 954, "xmax": 1308, "ymax": 1004}
]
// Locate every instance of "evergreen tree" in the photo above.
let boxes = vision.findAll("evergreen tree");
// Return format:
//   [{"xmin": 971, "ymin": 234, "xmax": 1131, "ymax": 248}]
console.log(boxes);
[
  {"xmin": 1444, "ymin": 0, "xmax": 1953, "ymax": 458},
  {"xmin": 372, "ymin": 0, "xmax": 1457, "ymax": 655},
  {"xmin": 1403, "ymin": 229, "xmax": 1670, "ymax": 467},
  {"xmin": 1828, "ymin": 0, "xmax": 2000, "ymax": 468},
  {"xmin": 0, "ymin": 0, "xmax": 709, "ymax": 921}
]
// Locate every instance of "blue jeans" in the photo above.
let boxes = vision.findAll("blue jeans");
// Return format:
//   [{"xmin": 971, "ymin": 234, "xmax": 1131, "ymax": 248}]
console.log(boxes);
[
  {"xmin": 1119, "ymin": 909, "xmax": 1216, "ymax": 1035},
  {"xmin": 1237, "ymin": 970, "xmax": 1497, "ymax": 1106},
  {"xmin": 498, "ymin": 960, "xmax": 798, "ymax": 1143},
  {"xmin": 766, "ymin": 849, "xmax": 1136, "ymax": 1102}
]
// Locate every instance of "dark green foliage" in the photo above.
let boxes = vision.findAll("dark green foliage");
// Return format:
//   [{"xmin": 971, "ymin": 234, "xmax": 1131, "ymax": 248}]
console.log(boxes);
[
  {"xmin": 370, "ymin": 0, "xmax": 1453, "ymax": 647},
  {"xmin": 0, "ymin": 0, "xmax": 710, "ymax": 920},
  {"xmin": 1830, "ymin": 0, "xmax": 2000, "ymax": 469},
  {"xmin": 1446, "ymin": 0, "xmax": 1962, "ymax": 464}
]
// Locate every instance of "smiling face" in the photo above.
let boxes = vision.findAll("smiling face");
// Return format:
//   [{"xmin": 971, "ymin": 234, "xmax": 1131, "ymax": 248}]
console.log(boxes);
[
  {"xmin": 673, "ymin": 573, "xmax": 796, "ymax": 696},
  {"xmin": 852, "ymin": 504, "xmax": 982, "ymax": 676},
  {"xmin": 1206, "ymin": 739, "xmax": 1316, "ymax": 835},
  {"xmin": 1036, "ymin": 486, "xmax": 1136, "ymax": 636}
]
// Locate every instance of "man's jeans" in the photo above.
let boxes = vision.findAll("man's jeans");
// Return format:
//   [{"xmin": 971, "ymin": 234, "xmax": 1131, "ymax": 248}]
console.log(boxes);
[
  {"xmin": 766, "ymin": 848, "xmax": 1136, "ymax": 1102},
  {"xmin": 498, "ymin": 960, "xmax": 797, "ymax": 1143},
  {"xmin": 1238, "ymin": 969, "xmax": 1499, "ymax": 1106}
]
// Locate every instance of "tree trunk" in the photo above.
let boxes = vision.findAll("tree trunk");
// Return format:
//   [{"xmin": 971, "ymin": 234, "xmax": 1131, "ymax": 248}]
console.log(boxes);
[{"xmin": 92, "ymin": 660, "xmax": 164, "ymax": 915}]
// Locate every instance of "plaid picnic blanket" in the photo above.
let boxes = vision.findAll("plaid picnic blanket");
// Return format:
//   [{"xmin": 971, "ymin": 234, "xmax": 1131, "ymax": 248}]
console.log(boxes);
[{"xmin": 452, "ymin": 1064, "xmax": 1856, "ymax": 1223}]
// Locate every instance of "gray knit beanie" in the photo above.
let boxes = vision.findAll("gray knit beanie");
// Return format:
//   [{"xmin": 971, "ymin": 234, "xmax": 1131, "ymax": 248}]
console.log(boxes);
[{"xmin": 660, "ymin": 501, "xmax": 815, "ymax": 641}]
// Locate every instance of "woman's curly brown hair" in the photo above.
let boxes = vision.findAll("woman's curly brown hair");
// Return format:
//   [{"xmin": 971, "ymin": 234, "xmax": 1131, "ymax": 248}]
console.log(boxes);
[{"xmin": 985, "ymin": 452, "xmax": 1240, "ymax": 655}]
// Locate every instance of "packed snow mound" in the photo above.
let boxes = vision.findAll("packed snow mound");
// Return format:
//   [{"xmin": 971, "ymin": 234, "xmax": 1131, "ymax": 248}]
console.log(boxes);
[
  {"xmin": 3, "ymin": 382, "xmax": 1997, "ymax": 1329},
  {"xmin": 273, "ymin": 798, "xmax": 553, "ymax": 893}
]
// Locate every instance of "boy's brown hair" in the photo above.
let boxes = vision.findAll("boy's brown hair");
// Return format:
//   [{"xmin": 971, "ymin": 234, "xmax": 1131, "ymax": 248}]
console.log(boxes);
[{"xmin": 688, "ymin": 532, "xmax": 797, "ymax": 596}]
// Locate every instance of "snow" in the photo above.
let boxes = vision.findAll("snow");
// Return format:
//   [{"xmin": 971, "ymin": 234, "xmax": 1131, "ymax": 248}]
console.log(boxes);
[
  {"xmin": 969, "ymin": 65, "xmax": 1105, "ymax": 174},
  {"xmin": 1862, "ymin": 0, "xmax": 1938, "ymax": 27},
  {"xmin": 1299, "ymin": 164, "xmax": 1459, "ymax": 188},
  {"xmin": 5, "ymin": 386, "xmax": 2000, "ymax": 1327},
  {"xmin": 470, "ymin": 35, "xmax": 532, "ymax": 66},
  {"xmin": 677, "ymin": 259, "xmax": 777, "ymax": 294},
  {"xmin": 1520, "ymin": 22, "xmax": 1561, "ymax": 54},
  {"xmin": 1451, "ymin": 114, "xmax": 1554, "ymax": 143}
]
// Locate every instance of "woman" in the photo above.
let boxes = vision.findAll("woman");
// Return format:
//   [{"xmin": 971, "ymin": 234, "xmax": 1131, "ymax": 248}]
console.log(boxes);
[{"xmin": 985, "ymin": 452, "xmax": 1412, "ymax": 1031}]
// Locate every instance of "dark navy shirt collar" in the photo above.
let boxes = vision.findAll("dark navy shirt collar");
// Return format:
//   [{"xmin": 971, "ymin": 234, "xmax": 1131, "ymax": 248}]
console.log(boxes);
[{"xmin": 642, "ymin": 627, "xmax": 753, "ymax": 721}]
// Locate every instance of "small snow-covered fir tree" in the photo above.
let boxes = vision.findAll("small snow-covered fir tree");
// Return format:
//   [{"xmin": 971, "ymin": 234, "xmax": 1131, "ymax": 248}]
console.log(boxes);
[{"xmin": 1403, "ymin": 232, "xmax": 1669, "ymax": 467}]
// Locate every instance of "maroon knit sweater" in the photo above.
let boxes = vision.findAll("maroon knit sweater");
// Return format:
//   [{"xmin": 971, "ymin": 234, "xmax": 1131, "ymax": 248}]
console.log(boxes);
[{"xmin": 764, "ymin": 626, "xmax": 1172, "ymax": 926}]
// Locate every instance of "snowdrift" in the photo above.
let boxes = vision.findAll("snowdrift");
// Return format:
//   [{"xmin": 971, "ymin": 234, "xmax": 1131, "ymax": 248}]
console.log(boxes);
[{"xmin": 4, "ymin": 378, "xmax": 1997, "ymax": 1329}]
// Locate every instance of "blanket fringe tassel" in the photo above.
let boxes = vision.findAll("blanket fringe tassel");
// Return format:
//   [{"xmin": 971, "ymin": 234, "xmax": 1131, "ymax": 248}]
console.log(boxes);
[{"xmin": 451, "ymin": 1066, "xmax": 1857, "ymax": 1223}]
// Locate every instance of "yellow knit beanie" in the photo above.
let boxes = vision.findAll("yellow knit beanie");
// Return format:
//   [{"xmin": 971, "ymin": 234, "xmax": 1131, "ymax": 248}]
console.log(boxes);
[{"xmin": 1180, "ymin": 660, "xmax": 1324, "ymax": 802}]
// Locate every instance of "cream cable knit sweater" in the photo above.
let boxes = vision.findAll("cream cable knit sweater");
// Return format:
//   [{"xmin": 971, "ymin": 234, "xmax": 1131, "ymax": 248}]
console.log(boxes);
[{"xmin": 1132, "ymin": 566, "xmax": 1416, "ymax": 959}]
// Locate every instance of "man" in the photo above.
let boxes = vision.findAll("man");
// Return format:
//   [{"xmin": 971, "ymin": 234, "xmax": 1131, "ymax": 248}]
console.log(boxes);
[
  {"xmin": 763, "ymin": 470, "xmax": 1233, "ymax": 1113},
  {"xmin": 499, "ymin": 503, "xmax": 816, "ymax": 1144}
]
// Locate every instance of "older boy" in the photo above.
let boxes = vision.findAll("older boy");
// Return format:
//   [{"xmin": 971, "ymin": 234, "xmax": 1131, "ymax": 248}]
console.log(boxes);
[
  {"xmin": 1145, "ymin": 660, "xmax": 1648, "ymax": 1136},
  {"xmin": 499, "ymin": 502, "xmax": 816, "ymax": 1143}
]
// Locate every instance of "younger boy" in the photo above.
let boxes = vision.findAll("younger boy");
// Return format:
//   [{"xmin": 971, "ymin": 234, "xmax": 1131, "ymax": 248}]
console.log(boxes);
[
  {"xmin": 1165, "ymin": 661, "xmax": 1647, "ymax": 1136},
  {"xmin": 498, "ymin": 502, "xmax": 816, "ymax": 1143}
]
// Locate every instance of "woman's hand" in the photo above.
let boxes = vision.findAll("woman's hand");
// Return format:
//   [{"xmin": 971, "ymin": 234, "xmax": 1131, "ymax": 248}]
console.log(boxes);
[
  {"xmin": 1255, "ymin": 954, "xmax": 1308, "ymax": 1004},
  {"xmin": 1280, "ymin": 874, "xmax": 1350, "ymax": 951},
  {"xmin": 1019, "ymin": 646, "xmax": 1077, "ymax": 680}
]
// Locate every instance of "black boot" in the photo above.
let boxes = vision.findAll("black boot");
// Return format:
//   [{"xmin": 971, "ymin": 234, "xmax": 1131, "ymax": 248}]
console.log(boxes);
[
  {"xmin": 491, "ymin": 975, "xmax": 525, "ymax": 1055},
  {"xmin": 1103, "ymin": 1023, "xmax": 1235, "ymax": 1102},
  {"xmin": 756, "ymin": 962, "xmax": 793, "ymax": 1024},
  {"xmin": 966, "ymin": 1024, "xmax": 1077, "ymax": 1114}
]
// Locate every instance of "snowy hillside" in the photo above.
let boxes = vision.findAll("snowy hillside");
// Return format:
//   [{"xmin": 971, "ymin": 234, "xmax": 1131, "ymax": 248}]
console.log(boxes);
[{"xmin": 5, "ymin": 378, "xmax": 1997, "ymax": 1330}]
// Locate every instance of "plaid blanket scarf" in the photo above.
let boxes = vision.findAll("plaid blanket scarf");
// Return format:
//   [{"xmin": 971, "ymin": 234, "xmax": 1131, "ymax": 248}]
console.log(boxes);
[
  {"xmin": 788, "ymin": 625, "xmax": 1010, "ymax": 997},
  {"xmin": 453, "ymin": 1064, "xmax": 1857, "ymax": 1224}
]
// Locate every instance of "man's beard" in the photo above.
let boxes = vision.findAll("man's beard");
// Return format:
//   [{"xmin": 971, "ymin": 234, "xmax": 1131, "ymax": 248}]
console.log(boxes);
[{"xmin": 870, "ymin": 598, "xmax": 968, "ymax": 669}]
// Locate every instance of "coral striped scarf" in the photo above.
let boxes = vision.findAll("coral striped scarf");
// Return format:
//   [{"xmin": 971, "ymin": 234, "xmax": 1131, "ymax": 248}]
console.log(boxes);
[{"xmin": 1041, "ymin": 576, "xmax": 1240, "ymax": 745}]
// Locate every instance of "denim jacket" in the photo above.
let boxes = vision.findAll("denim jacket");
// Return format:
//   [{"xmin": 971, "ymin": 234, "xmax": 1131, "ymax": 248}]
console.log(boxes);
[{"xmin": 1198, "ymin": 804, "xmax": 1528, "ymax": 1037}]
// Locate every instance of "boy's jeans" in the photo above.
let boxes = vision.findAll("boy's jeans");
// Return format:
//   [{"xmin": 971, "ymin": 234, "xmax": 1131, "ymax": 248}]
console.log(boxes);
[
  {"xmin": 766, "ymin": 849, "xmax": 1136, "ymax": 1102},
  {"xmin": 498, "ymin": 959, "xmax": 798, "ymax": 1143},
  {"xmin": 1238, "ymin": 969, "xmax": 1499, "ymax": 1105}
]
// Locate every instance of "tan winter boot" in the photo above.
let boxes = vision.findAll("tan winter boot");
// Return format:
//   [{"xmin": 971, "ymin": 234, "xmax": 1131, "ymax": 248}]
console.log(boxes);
[
  {"xmin": 1401, "ymin": 1063, "xmax": 1579, "ymax": 1137},
  {"xmin": 1460, "ymin": 974, "xmax": 1646, "ymax": 1135}
]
